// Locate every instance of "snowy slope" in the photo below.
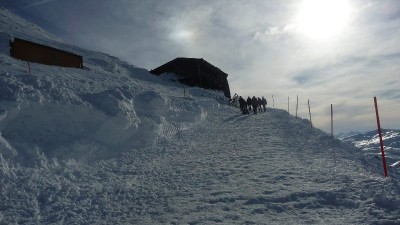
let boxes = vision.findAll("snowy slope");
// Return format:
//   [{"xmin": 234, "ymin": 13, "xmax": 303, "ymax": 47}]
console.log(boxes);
[{"xmin": 1, "ymin": 7, "xmax": 400, "ymax": 225}]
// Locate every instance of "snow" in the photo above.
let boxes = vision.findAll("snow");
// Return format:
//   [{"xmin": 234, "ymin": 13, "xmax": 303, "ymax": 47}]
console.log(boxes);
[
  {"xmin": 1, "ymin": 6, "xmax": 400, "ymax": 224},
  {"xmin": 0, "ymin": 32, "xmax": 10, "ymax": 55}
]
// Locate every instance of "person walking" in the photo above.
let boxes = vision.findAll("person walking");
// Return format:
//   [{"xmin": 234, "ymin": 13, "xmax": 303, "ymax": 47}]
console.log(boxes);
[
  {"xmin": 261, "ymin": 96, "xmax": 267, "ymax": 112},
  {"xmin": 239, "ymin": 96, "xmax": 248, "ymax": 115},
  {"xmin": 246, "ymin": 96, "xmax": 252, "ymax": 112},
  {"xmin": 229, "ymin": 93, "xmax": 239, "ymax": 107},
  {"xmin": 251, "ymin": 96, "xmax": 258, "ymax": 114}
]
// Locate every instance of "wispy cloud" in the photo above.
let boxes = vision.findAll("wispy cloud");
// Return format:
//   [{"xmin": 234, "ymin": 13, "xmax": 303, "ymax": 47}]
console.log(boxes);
[{"xmin": 22, "ymin": 0, "xmax": 59, "ymax": 9}]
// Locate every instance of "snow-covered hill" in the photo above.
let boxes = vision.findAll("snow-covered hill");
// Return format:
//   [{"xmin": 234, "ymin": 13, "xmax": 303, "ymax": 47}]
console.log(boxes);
[
  {"xmin": 0, "ymin": 6, "xmax": 221, "ymax": 163},
  {"xmin": 341, "ymin": 129, "xmax": 400, "ymax": 168},
  {"xmin": 1, "ymin": 7, "xmax": 400, "ymax": 225}
]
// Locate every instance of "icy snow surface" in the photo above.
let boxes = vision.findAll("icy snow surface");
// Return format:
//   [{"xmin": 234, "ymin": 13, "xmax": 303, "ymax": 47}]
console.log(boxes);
[{"xmin": 0, "ymin": 6, "xmax": 400, "ymax": 225}]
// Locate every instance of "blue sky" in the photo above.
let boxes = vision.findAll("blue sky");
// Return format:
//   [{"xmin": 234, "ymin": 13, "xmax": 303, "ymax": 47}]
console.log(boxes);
[{"xmin": 1, "ymin": 0, "xmax": 399, "ymax": 133}]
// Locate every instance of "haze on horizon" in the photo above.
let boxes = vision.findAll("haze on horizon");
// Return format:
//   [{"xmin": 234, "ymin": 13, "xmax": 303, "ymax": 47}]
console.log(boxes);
[{"xmin": 1, "ymin": 0, "xmax": 399, "ymax": 134}]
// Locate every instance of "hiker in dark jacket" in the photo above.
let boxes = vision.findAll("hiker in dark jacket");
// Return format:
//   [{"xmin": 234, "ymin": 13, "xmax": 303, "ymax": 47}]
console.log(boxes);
[
  {"xmin": 261, "ymin": 96, "xmax": 267, "ymax": 112},
  {"xmin": 257, "ymin": 97, "xmax": 262, "ymax": 112},
  {"xmin": 246, "ymin": 97, "xmax": 252, "ymax": 112},
  {"xmin": 251, "ymin": 96, "xmax": 258, "ymax": 114},
  {"xmin": 239, "ymin": 96, "xmax": 248, "ymax": 114}
]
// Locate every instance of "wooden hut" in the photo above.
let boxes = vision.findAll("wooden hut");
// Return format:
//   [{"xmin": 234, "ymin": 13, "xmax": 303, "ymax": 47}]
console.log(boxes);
[
  {"xmin": 150, "ymin": 58, "xmax": 231, "ymax": 98},
  {"xmin": 10, "ymin": 38, "xmax": 83, "ymax": 69}
]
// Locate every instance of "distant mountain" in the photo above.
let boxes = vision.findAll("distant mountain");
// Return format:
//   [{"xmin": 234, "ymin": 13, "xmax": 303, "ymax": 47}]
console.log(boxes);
[
  {"xmin": 341, "ymin": 129, "xmax": 400, "ymax": 167},
  {"xmin": 336, "ymin": 131, "xmax": 363, "ymax": 139}
]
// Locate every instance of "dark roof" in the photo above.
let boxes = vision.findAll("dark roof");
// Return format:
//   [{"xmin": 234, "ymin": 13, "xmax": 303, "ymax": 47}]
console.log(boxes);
[
  {"xmin": 150, "ymin": 57, "xmax": 231, "ymax": 98},
  {"xmin": 151, "ymin": 57, "xmax": 228, "ymax": 78}
]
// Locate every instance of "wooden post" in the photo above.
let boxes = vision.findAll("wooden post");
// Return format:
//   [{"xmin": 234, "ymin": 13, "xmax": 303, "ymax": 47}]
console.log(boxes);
[
  {"xmin": 296, "ymin": 95, "xmax": 299, "ymax": 119},
  {"xmin": 331, "ymin": 104, "xmax": 333, "ymax": 138},
  {"xmin": 28, "ymin": 61, "xmax": 31, "ymax": 74},
  {"xmin": 309, "ymin": 100, "xmax": 312, "ymax": 127},
  {"xmin": 374, "ymin": 97, "xmax": 389, "ymax": 177},
  {"xmin": 272, "ymin": 95, "xmax": 275, "ymax": 108}
]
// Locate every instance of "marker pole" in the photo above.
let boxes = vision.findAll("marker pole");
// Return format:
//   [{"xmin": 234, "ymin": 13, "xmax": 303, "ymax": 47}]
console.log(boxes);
[
  {"xmin": 272, "ymin": 95, "xmax": 274, "ymax": 108},
  {"xmin": 331, "ymin": 104, "xmax": 333, "ymax": 138},
  {"xmin": 28, "ymin": 61, "xmax": 31, "ymax": 74},
  {"xmin": 374, "ymin": 97, "xmax": 388, "ymax": 177},
  {"xmin": 308, "ymin": 99, "xmax": 312, "ymax": 128},
  {"xmin": 296, "ymin": 95, "xmax": 299, "ymax": 119}
]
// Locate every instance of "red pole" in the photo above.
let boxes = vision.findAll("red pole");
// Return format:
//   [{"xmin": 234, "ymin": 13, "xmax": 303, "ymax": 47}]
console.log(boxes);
[{"xmin": 374, "ymin": 97, "xmax": 388, "ymax": 177}]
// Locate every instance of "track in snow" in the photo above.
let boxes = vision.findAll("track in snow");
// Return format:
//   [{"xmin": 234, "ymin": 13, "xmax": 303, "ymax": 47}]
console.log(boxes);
[{"xmin": 2, "ymin": 107, "xmax": 399, "ymax": 225}]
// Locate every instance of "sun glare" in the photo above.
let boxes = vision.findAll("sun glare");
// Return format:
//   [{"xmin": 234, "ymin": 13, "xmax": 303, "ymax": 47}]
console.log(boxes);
[
  {"xmin": 174, "ymin": 30, "xmax": 193, "ymax": 40},
  {"xmin": 296, "ymin": 0, "xmax": 352, "ymax": 39},
  {"xmin": 169, "ymin": 23, "xmax": 196, "ymax": 42}
]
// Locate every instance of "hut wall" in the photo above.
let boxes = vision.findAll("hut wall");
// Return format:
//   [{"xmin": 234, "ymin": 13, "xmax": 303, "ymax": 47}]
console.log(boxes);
[{"xmin": 11, "ymin": 38, "xmax": 83, "ymax": 69}]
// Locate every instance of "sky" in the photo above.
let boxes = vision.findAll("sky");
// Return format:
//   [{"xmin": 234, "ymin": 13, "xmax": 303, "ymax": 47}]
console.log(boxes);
[{"xmin": 0, "ymin": 0, "xmax": 399, "ymax": 133}]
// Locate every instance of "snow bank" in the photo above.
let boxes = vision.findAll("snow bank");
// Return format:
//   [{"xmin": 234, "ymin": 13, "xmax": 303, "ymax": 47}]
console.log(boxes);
[
  {"xmin": 0, "ymin": 87, "xmax": 209, "ymax": 162},
  {"xmin": 0, "ymin": 32, "xmax": 10, "ymax": 55},
  {"xmin": 0, "ymin": 132, "xmax": 16, "ymax": 158}
]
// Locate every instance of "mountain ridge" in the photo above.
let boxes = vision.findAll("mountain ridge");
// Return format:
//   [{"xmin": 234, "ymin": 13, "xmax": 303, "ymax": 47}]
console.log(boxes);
[{"xmin": 341, "ymin": 129, "xmax": 400, "ymax": 167}]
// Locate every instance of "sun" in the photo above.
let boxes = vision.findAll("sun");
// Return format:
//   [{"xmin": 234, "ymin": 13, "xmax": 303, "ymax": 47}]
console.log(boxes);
[{"xmin": 296, "ymin": 0, "xmax": 352, "ymax": 39}]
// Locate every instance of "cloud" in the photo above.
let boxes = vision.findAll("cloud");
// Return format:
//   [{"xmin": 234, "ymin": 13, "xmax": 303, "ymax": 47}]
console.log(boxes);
[
  {"xmin": 253, "ymin": 24, "xmax": 298, "ymax": 41},
  {"xmin": 22, "ymin": 0, "xmax": 59, "ymax": 9}
]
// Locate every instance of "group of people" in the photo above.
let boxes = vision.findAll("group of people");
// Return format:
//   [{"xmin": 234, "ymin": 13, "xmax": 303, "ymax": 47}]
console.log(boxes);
[{"xmin": 238, "ymin": 96, "xmax": 267, "ymax": 115}]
